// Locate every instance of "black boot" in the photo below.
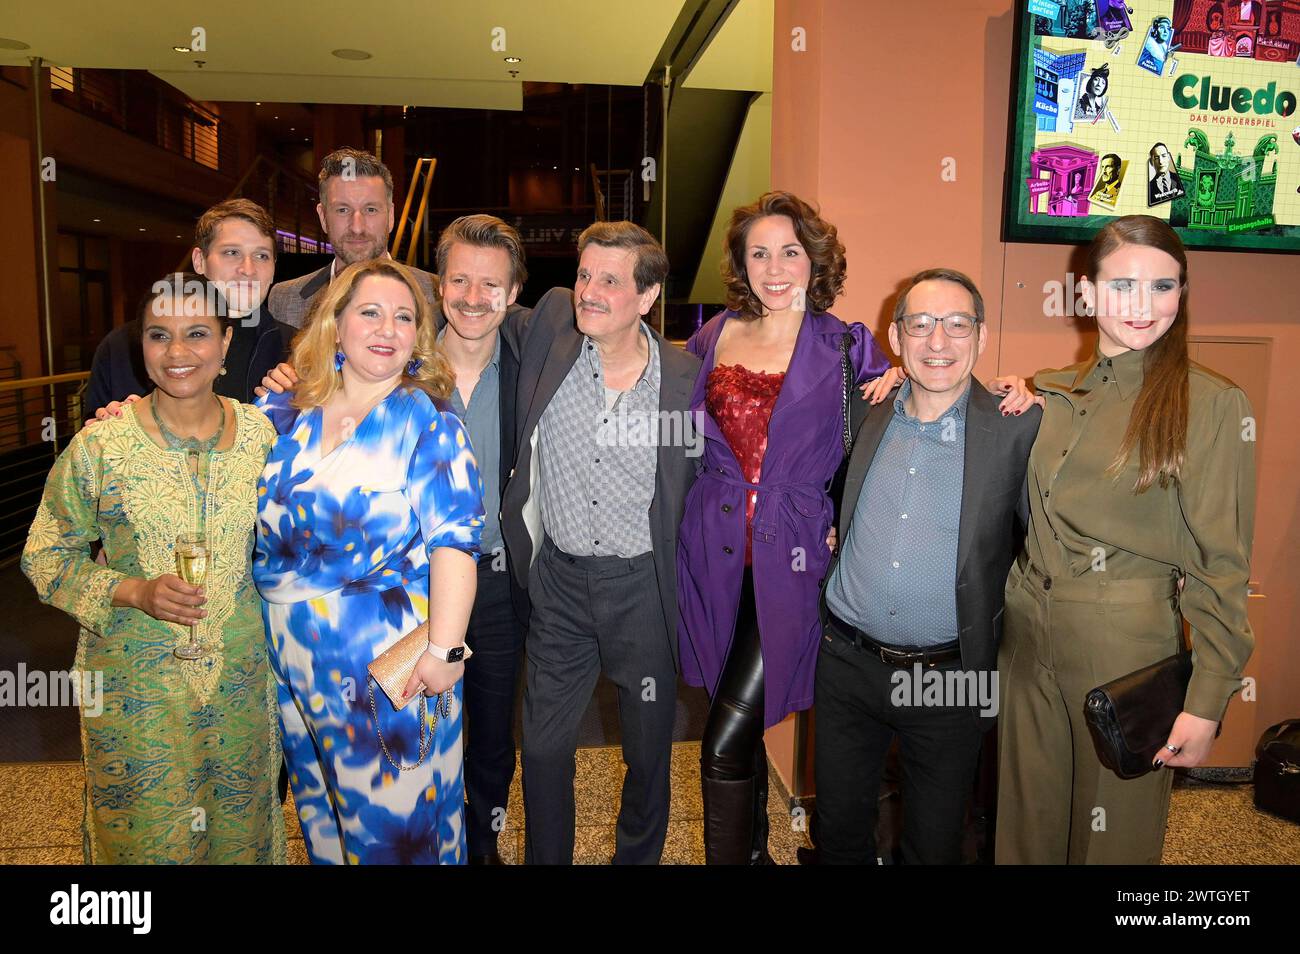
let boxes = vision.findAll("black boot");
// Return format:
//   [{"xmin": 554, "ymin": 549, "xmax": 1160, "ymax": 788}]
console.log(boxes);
[
  {"xmin": 702, "ymin": 772, "xmax": 755, "ymax": 865},
  {"xmin": 750, "ymin": 742, "xmax": 774, "ymax": 864}
]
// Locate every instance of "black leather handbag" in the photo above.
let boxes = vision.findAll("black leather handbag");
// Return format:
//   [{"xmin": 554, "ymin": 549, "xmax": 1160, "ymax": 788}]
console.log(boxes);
[
  {"xmin": 1253, "ymin": 720, "xmax": 1300, "ymax": 824},
  {"xmin": 838, "ymin": 333, "xmax": 853, "ymax": 456},
  {"xmin": 1084, "ymin": 651, "xmax": 1193, "ymax": 780}
]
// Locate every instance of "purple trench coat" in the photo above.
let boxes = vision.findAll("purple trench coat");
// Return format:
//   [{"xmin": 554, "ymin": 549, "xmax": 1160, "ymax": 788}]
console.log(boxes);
[{"xmin": 677, "ymin": 309, "xmax": 890, "ymax": 728}]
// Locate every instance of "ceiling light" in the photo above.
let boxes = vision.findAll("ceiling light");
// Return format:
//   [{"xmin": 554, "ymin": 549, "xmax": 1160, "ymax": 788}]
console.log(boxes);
[
  {"xmin": 332, "ymin": 48, "xmax": 372, "ymax": 60},
  {"xmin": 255, "ymin": 102, "xmax": 261, "ymax": 106},
  {"xmin": 0, "ymin": 38, "xmax": 31, "ymax": 51},
  {"xmin": 92, "ymin": 217, "xmax": 101, "ymax": 222},
  {"xmin": 173, "ymin": 46, "xmax": 191, "ymax": 53},
  {"xmin": 138, "ymin": 227, "xmax": 146, "ymax": 232},
  {"xmin": 504, "ymin": 56, "xmax": 521, "ymax": 64}
]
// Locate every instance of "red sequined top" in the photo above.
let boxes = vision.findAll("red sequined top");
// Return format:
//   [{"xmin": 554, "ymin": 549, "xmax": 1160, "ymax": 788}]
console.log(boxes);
[{"xmin": 706, "ymin": 363, "xmax": 786, "ymax": 566}]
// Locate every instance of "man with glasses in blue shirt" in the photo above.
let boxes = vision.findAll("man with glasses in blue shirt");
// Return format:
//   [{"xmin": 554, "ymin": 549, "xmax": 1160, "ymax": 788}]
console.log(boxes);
[{"xmin": 812, "ymin": 268, "xmax": 1041, "ymax": 864}]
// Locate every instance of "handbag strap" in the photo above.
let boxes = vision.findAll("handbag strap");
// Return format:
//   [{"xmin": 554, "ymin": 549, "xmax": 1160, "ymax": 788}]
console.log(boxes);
[
  {"xmin": 838, "ymin": 332, "xmax": 853, "ymax": 457},
  {"xmin": 368, "ymin": 677, "xmax": 452, "ymax": 772}
]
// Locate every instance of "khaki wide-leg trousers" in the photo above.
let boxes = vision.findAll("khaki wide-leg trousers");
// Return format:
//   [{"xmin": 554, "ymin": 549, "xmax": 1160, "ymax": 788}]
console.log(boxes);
[{"xmin": 996, "ymin": 560, "xmax": 1181, "ymax": 865}]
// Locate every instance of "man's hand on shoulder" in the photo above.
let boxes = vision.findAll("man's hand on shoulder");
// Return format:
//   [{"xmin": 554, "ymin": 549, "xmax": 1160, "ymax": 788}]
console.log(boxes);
[{"xmin": 254, "ymin": 362, "xmax": 298, "ymax": 399}]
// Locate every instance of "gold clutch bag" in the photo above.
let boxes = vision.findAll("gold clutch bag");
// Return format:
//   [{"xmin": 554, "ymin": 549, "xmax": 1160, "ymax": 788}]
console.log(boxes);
[
  {"xmin": 367, "ymin": 622, "xmax": 430, "ymax": 710},
  {"xmin": 366, "ymin": 623, "xmax": 466, "ymax": 772}
]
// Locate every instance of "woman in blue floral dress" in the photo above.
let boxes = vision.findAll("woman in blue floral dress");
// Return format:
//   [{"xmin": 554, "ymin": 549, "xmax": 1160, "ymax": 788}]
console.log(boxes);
[{"xmin": 254, "ymin": 259, "xmax": 484, "ymax": 864}]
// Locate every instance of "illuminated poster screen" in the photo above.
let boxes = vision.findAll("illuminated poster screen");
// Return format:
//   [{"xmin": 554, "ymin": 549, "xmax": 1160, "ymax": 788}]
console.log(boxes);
[{"xmin": 1005, "ymin": 0, "xmax": 1300, "ymax": 251}]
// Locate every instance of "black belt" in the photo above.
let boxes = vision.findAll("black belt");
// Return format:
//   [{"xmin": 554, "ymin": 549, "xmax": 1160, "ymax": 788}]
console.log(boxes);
[{"xmin": 827, "ymin": 613, "xmax": 962, "ymax": 668}]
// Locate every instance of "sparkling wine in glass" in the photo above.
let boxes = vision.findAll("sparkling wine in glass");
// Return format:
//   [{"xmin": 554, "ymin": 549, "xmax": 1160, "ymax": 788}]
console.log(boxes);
[{"xmin": 174, "ymin": 532, "xmax": 209, "ymax": 660}]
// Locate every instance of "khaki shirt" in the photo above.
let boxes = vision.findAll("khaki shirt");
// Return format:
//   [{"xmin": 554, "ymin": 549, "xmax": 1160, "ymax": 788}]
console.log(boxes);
[{"xmin": 1027, "ymin": 347, "xmax": 1256, "ymax": 721}]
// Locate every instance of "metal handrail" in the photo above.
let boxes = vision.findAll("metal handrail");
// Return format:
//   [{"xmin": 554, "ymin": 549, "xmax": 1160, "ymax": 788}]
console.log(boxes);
[
  {"xmin": 0, "ymin": 372, "xmax": 89, "ymax": 394},
  {"xmin": 0, "ymin": 374, "xmax": 89, "ymax": 565},
  {"xmin": 590, "ymin": 163, "xmax": 606, "ymax": 221},
  {"xmin": 391, "ymin": 157, "xmax": 437, "ymax": 266}
]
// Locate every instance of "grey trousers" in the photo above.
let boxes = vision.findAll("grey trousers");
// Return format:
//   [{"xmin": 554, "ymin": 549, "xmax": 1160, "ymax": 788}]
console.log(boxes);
[{"xmin": 521, "ymin": 537, "xmax": 678, "ymax": 864}]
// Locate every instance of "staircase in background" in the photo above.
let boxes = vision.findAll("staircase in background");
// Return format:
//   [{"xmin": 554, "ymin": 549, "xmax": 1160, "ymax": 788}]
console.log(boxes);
[
  {"xmin": 391, "ymin": 157, "xmax": 437, "ymax": 268},
  {"xmin": 591, "ymin": 164, "xmax": 633, "ymax": 222}
]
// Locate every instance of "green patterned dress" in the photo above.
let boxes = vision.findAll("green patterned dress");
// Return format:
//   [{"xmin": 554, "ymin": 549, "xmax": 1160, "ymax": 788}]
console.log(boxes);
[{"xmin": 22, "ymin": 399, "xmax": 286, "ymax": 864}]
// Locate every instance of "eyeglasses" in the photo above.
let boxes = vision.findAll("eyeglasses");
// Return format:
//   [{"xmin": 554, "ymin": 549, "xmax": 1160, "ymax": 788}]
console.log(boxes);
[{"xmin": 897, "ymin": 313, "xmax": 979, "ymax": 338}]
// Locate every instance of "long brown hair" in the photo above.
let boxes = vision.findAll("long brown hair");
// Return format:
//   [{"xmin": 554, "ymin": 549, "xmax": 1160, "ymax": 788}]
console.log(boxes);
[
  {"xmin": 723, "ymin": 191, "xmax": 846, "ymax": 318},
  {"xmin": 1087, "ymin": 215, "xmax": 1189, "ymax": 493},
  {"xmin": 290, "ymin": 259, "xmax": 453, "ymax": 410}
]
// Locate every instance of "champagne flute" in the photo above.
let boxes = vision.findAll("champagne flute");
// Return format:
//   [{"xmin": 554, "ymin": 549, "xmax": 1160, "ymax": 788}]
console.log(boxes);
[{"xmin": 174, "ymin": 532, "xmax": 209, "ymax": 660}]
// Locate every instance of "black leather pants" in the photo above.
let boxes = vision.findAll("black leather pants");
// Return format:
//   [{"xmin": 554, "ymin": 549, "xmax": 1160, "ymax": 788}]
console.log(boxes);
[{"xmin": 700, "ymin": 568, "xmax": 771, "ymax": 864}]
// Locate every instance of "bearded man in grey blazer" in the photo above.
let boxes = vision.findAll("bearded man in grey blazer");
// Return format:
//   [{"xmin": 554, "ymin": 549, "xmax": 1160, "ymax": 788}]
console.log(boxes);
[{"xmin": 268, "ymin": 147, "xmax": 437, "ymax": 329}]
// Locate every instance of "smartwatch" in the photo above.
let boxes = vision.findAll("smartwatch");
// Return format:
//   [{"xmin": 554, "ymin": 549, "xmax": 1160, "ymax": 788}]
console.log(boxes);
[{"xmin": 425, "ymin": 642, "xmax": 473, "ymax": 664}]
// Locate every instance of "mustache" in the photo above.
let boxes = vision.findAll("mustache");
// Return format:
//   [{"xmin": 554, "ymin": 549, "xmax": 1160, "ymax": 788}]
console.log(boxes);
[
  {"xmin": 578, "ymin": 300, "xmax": 609, "ymax": 313},
  {"xmin": 447, "ymin": 298, "xmax": 494, "ymax": 312}
]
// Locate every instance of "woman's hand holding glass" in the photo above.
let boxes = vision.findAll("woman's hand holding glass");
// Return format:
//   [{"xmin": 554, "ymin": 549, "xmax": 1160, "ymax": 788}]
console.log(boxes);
[{"xmin": 112, "ymin": 574, "xmax": 207, "ymax": 626}]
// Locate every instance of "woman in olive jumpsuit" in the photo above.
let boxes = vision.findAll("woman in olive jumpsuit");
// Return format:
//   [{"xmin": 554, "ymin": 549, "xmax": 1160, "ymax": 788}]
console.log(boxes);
[{"xmin": 997, "ymin": 215, "xmax": 1255, "ymax": 864}]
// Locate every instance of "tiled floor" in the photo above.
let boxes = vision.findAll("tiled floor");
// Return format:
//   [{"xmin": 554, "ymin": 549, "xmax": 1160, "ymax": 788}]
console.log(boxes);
[{"xmin": 1, "ymin": 745, "xmax": 1295, "ymax": 864}]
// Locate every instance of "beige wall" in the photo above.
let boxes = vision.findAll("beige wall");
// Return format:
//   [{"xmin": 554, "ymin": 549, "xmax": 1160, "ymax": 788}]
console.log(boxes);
[{"xmin": 767, "ymin": 0, "xmax": 1297, "ymax": 791}]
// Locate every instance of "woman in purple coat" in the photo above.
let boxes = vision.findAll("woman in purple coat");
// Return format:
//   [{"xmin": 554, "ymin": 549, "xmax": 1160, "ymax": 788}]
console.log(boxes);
[{"xmin": 679, "ymin": 192, "xmax": 1035, "ymax": 864}]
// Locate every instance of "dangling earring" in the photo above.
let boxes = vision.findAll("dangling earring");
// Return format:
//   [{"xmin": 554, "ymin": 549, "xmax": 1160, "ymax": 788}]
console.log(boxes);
[
  {"xmin": 334, "ymin": 350, "xmax": 345, "ymax": 371},
  {"xmin": 406, "ymin": 357, "xmax": 423, "ymax": 376},
  {"xmin": 218, "ymin": 357, "xmax": 228, "ymax": 376}
]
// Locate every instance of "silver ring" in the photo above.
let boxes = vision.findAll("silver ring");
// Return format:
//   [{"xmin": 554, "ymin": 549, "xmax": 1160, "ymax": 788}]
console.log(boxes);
[{"xmin": 1164, "ymin": 744, "xmax": 1180, "ymax": 754}]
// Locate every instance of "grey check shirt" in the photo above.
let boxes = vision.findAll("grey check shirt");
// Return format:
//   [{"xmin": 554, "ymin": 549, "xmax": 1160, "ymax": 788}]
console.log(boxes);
[
  {"xmin": 537, "ymin": 324, "xmax": 660, "ymax": 557},
  {"xmin": 826, "ymin": 378, "xmax": 970, "ymax": 647}
]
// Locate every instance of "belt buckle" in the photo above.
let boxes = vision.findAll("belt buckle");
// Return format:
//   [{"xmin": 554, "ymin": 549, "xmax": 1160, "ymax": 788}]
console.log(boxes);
[{"xmin": 878, "ymin": 644, "xmax": 910, "ymax": 666}]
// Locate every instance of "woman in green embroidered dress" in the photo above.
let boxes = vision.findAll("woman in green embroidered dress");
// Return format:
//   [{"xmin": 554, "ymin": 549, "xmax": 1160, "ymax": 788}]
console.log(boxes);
[{"xmin": 22, "ymin": 274, "xmax": 284, "ymax": 864}]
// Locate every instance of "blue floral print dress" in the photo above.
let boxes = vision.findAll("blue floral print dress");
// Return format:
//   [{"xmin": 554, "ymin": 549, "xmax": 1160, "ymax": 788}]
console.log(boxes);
[{"xmin": 253, "ymin": 385, "xmax": 483, "ymax": 864}]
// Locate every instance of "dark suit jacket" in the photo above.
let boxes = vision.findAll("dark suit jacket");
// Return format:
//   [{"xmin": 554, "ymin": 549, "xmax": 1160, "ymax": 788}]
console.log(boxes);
[
  {"xmin": 493, "ymin": 303, "xmax": 528, "ymax": 625},
  {"xmin": 820, "ymin": 382, "xmax": 1041, "ymax": 724},
  {"xmin": 500, "ymin": 287, "xmax": 700, "ymax": 669},
  {"xmin": 267, "ymin": 260, "xmax": 438, "ymax": 330}
]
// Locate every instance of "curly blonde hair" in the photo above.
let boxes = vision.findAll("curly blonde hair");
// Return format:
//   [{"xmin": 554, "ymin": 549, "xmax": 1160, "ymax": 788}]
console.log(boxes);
[{"xmin": 290, "ymin": 259, "xmax": 454, "ymax": 409}]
